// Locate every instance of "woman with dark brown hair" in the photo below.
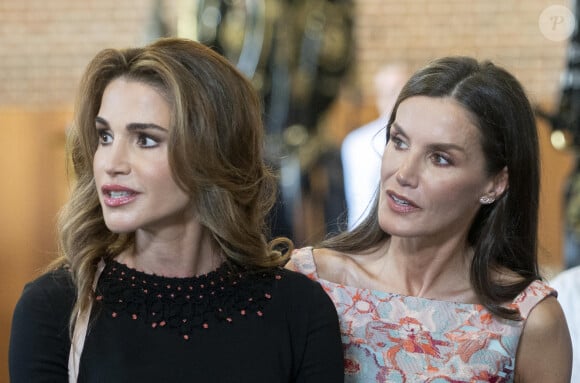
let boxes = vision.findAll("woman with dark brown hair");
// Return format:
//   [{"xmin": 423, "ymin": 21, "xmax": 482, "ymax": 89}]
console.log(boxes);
[
  {"xmin": 289, "ymin": 56, "xmax": 572, "ymax": 382},
  {"xmin": 9, "ymin": 37, "xmax": 343, "ymax": 383}
]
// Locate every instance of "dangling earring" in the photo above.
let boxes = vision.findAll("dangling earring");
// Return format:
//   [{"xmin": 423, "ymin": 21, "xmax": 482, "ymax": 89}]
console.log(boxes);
[{"xmin": 479, "ymin": 195, "xmax": 495, "ymax": 205}]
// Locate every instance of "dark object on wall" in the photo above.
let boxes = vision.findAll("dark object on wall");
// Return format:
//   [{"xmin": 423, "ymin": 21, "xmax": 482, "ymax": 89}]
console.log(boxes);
[{"xmin": 195, "ymin": 0, "xmax": 353, "ymax": 244}]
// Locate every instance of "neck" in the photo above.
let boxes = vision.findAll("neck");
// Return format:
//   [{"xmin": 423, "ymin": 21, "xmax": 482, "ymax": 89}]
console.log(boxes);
[
  {"xmin": 116, "ymin": 224, "xmax": 222, "ymax": 278},
  {"xmin": 381, "ymin": 236, "xmax": 475, "ymax": 301}
]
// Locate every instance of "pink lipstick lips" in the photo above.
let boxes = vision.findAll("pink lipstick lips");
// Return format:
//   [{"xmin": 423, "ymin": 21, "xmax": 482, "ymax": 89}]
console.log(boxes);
[
  {"xmin": 101, "ymin": 184, "xmax": 138, "ymax": 207},
  {"xmin": 386, "ymin": 190, "xmax": 419, "ymax": 213}
]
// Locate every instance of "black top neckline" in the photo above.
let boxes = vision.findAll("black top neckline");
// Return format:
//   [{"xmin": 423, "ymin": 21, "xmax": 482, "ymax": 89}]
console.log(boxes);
[{"xmin": 95, "ymin": 258, "xmax": 282, "ymax": 339}]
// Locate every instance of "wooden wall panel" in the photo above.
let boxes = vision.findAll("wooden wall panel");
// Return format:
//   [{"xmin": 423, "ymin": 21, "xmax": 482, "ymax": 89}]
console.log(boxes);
[
  {"xmin": 537, "ymin": 118, "xmax": 575, "ymax": 277},
  {"xmin": 0, "ymin": 107, "xmax": 71, "ymax": 382}
]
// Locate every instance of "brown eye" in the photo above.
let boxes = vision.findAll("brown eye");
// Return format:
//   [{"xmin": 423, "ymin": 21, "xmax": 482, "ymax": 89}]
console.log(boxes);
[
  {"xmin": 390, "ymin": 135, "xmax": 408, "ymax": 150},
  {"xmin": 431, "ymin": 153, "xmax": 451, "ymax": 166},
  {"xmin": 97, "ymin": 129, "xmax": 113, "ymax": 145},
  {"xmin": 136, "ymin": 133, "xmax": 159, "ymax": 148}
]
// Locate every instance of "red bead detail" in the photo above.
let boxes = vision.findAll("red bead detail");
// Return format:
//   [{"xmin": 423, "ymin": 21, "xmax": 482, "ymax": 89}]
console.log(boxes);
[
  {"xmin": 265, "ymin": 293, "xmax": 271, "ymax": 299},
  {"xmin": 202, "ymin": 323, "xmax": 209, "ymax": 329},
  {"xmin": 275, "ymin": 275, "xmax": 282, "ymax": 280},
  {"xmin": 151, "ymin": 322, "xmax": 158, "ymax": 328},
  {"xmin": 131, "ymin": 314, "xmax": 137, "ymax": 320},
  {"xmin": 159, "ymin": 320, "xmax": 166, "ymax": 327},
  {"xmin": 240, "ymin": 309, "xmax": 246, "ymax": 315},
  {"xmin": 183, "ymin": 334, "xmax": 189, "ymax": 340},
  {"xmin": 95, "ymin": 295, "xmax": 103, "ymax": 301},
  {"xmin": 257, "ymin": 311, "xmax": 263, "ymax": 317},
  {"xmin": 226, "ymin": 317, "xmax": 233, "ymax": 323},
  {"xmin": 166, "ymin": 284, "xmax": 171, "ymax": 289},
  {"xmin": 143, "ymin": 289, "xmax": 148, "ymax": 294},
  {"xmin": 112, "ymin": 312, "xmax": 118, "ymax": 318}
]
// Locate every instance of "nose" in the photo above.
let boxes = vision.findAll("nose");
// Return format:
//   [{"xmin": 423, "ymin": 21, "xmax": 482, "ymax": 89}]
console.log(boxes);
[
  {"xmin": 395, "ymin": 155, "xmax": 419, "ymax": 188},
  {"xmin": 103, "ymin": 141, "xmax": 131, "ymax": 176}
]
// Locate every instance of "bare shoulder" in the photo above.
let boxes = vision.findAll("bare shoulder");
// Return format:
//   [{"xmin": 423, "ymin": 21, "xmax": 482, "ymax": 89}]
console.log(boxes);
[
  {"xmin": 515, "ymin": 296, "xmax": 572, "ymax": 383},
  {"xmin": 284, "ymin": 247, "xmax": 349, "ymax": 277},
  {"xmin": 312, "ymin": 248, "xmax": 352, "ymax": 283}
]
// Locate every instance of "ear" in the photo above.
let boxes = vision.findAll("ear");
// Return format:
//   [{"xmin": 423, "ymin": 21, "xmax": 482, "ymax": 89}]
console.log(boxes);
[{"xmin": 481, "ymin": 166, "xmax": 508, "ymax": 204}]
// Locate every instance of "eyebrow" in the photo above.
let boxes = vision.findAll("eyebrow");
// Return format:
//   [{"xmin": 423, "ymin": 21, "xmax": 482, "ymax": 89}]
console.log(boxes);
[
  {"xmin": 95, "ymin": 116, "xmax": 168, "ymax": 133},
  {"xmin": 391, "ymin": 122, "xmax": 466, "ymax": 153}
]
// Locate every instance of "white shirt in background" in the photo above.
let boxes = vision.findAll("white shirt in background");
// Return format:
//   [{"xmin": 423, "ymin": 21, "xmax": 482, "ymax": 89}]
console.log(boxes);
[
  {"xmin": 550, "ymin": 266, "xmax": 580, "ymax": 383},
  {"xmin": 341, "ymin": 115, "xmax": 388, "ymax": 229}
]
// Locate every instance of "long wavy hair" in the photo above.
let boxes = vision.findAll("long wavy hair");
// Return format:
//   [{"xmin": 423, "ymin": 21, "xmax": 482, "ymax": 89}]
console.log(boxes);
[
  {"xmin": 51, "ymin": 37, "xmax": 292, "ymax": 330},
  {"xmin": 322, "ymin": 56, "xmax": 540, "ymax": 319}
]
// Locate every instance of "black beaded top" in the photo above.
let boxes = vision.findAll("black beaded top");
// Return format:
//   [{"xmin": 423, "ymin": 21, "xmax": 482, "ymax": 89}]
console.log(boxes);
[
  {"xmin": 11, "ymin": 256, "xmax": 345, "ymax": 382},
  {"xmin": 94, "ymin": 259, "xmax": 282, "ymax": 340}
]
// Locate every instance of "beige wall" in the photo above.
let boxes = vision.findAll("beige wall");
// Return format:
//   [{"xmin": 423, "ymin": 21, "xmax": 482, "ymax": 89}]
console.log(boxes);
[{"xmin": 0, "ymin": 0, "xmax": 574, "ymax": 380}]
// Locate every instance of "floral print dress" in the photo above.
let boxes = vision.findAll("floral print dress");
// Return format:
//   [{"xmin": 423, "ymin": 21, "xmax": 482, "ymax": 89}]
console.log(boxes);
[{"xmin": 290, "ymin": 247, "xmax": 556, "ymax": 383}]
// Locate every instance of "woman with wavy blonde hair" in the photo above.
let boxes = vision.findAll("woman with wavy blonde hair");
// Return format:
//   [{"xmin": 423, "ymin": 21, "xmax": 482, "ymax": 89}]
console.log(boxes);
[{"xmin": 9, "ymin": 37, "xmax": 343, "ymax": 383}]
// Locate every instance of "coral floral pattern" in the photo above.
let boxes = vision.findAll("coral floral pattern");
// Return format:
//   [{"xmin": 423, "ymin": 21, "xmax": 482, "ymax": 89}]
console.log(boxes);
[{"xmin": 290, "ymin": 247, "xmax": 556, "ymax": 383}]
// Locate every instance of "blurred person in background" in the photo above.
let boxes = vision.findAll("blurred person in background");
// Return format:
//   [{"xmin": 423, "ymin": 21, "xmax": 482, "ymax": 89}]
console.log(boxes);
[
  {"xmin": 550, "ymin": 265, "xmax": 580, "ymax": 383},
  {"xmin": 341, "ymin": 63, "xmax": 408, "ymax": 229}
]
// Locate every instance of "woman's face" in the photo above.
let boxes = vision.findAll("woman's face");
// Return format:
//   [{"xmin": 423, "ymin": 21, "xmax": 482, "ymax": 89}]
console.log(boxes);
[
  {"xmin": 378, "ymin": 96, "xmax": 506, "ymax": 242},
  {"xmin": 93, "ymin": 77, "xmax": 192, "ymax": 234}
]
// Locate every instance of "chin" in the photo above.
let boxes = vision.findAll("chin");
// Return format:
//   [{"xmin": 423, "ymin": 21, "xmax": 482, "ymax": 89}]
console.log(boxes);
[
  {"xmin": 105, "ymin": 227, "xmax": 134, "ymax": 235},
  {"xmin": 103, "ymin": 220, "xmax": 136, "ymax": 234},
  {"xmin": 378, "ymin": 217, "xmax": 419, "ymax": 237}
]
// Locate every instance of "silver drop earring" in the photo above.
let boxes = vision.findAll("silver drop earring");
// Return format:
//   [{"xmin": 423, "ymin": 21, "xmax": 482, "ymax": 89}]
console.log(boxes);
[{"xmin": 479, "ymin": 195, "xmax": 495, "ymax": 204}]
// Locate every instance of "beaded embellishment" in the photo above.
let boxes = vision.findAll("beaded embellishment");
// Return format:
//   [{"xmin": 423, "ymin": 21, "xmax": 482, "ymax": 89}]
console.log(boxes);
[{"xmin": 94, "ymin": 260, "xmax": 282, "ymax": 340}]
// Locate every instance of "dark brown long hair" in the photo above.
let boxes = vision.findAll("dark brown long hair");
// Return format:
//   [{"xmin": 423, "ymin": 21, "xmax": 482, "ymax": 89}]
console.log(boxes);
[
  {"xmin": 322, "ymin": 56, "xmax": 540, "ymax": 319},
  {"xmin": 53, "ymin": 37, "xmax": 291, "ymax": 329}
]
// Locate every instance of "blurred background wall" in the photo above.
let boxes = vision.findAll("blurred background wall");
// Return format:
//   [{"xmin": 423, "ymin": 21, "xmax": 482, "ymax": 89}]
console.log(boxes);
[{"xmin": 0, "ymin": 0, "xmax": 574, "ymax": 380}]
